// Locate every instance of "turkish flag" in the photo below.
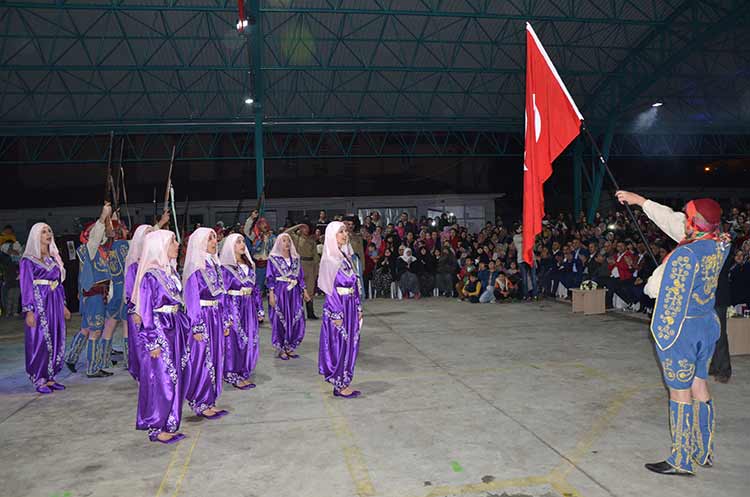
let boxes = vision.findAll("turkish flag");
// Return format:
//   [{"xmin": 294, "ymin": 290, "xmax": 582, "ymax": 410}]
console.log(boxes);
[{"xmin": 523, "ymin": 23, "xmax": 583, "ymax": 265}]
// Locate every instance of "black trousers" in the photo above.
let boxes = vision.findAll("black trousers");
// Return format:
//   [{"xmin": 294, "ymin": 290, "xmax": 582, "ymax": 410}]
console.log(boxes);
[{"xmin": 709, "ymin": 305, "xmax": 732, "ymax": 378}]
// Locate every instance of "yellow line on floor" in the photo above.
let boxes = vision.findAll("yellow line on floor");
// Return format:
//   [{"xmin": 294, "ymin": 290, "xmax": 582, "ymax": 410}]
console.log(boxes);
[
  {"xmin": 416, "ymin": 475, "xmax": 550, "ymax": 497},
  {"xmin": 154, "ymin": 442, "xmax": 182, "ymax": 497},
  {"xmin": 551, "ymin": 385, "xmax": 640, "ymax": 481},
  {"xmin": 320, "ymin": 385, "xmax": 376, "ymax": 497},
  {"xmin": 172, "ymin": 427, "xmax": 202, "ymax": 497},
  {"xmin": 548, "ymin": 475, "xmax": 585, "ymax": 497}
]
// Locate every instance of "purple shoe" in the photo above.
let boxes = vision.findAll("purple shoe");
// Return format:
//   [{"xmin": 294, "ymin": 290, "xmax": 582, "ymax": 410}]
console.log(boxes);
[
  {"xmin": 333, "ymin": 389, "xmax": 361, "ymax": 399},
  {"xmin": 278, "ymin": 352, "xmax": 290, "ymax": 361},
  {"xmin": 200, "ymin": 409, "xmax": 229, "ymax": 420},
  {"xmin": 36, "ymin": 385, "xmax": 53, "ymax": 394},
  {"xmin": 49, "ymin": 382, "xmax": 66, "ymax": 391},
  {"xmin": 288, "ymin": 352, "xmax": 300, "ymax": 359},
  {"xmin": 234, "ymin": 383, "xmax": 256, "ymax": 390},
  {"xmin": 150, "ymin": 433, "xmax": 186, "ymax": 444}
]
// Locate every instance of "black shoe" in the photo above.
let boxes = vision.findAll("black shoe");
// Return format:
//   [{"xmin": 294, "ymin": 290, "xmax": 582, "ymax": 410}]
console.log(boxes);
[
  {"xmin": 306, "ymin": 302, "xmax": 319, "ymax": 320},
  {"xmin": 100, "ymin": 369, "xmax": 114, "ymax": 376},
  {"xmin": 697, "ymin": 456, "xmax": 713, "ymax": 468},
  {"xmin": 644, "ymin": 461, "xmax": 693, "ymax": 476},
  {"xmin": 87, "ymin": 370, "xmax": 110, "ymax": 378},
  {"xmin": 111, "ymin": 348, "xmax": 123, "ymax": 355},
  {"xmin": 66, "ymin": 361, "xmax": 77, "ymax": 373}
]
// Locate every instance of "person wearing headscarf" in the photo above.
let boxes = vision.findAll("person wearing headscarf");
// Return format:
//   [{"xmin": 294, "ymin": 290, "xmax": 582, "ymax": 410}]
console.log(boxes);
[
  {"xmin": 123, "ymin": 224, "xmax": 152, "ymax": 380},
  {"xmin": 219, "ymin": 233, "xmax": 262, "ymax": 390},
  {"xmin": 317, "ymin": 222, "xmax": 363, "ymax": 398},
  {"xmin": 65, "ymin": 202, "xmax": 117, "ymax": 378},
  {"xmin": 182, "ymin": 227, "xmax": 230, "ymax": 419},
  {"xmin": 132, "ymin": 230, "xmax": 188, "ymax": 444},
  {"xmin": 396, "ymin": 248, "xmax": 420, "ymax": 299},
  {"xmin": 20, "ymin": 223, "xmax": 71, "ymax": 393},
  {"xmin": 616, "ymin": 191, "xmax": 729, "ymax": 476},
  {"xmin": 266, "ymin": 233, "xmax": 310, "ymax": 360},
  {"xmin": 415, "ymin": 246, "xmax": 436, "ymax": 297}
]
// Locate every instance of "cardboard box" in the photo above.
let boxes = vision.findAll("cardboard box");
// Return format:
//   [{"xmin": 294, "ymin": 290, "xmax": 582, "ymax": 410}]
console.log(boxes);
[
  {"xmin": 571, "ymin": 288, "xmax": 607, "ymax": 315},
  {"xmin": 728, "ymin": 317, "xmax": 750, "ymax": 356}
]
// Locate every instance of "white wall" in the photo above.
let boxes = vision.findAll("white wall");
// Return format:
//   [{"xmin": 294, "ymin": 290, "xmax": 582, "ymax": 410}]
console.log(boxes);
[{"xmin": 0, "ymin": 193, "xmax": 503, "ymax": 239}]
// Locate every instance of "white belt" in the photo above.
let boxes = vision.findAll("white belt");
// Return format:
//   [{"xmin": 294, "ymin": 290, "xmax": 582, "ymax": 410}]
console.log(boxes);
[
  {"xmin": 154, "ymin": 304, "xmax": 180, "ymax": 314},
  {"xmin": 200, "ymin": 299, "xmax": 219, "ymax": 308},
  {"xmin": 336, "ymin": 287, "xmax": 354, "ymax": 296},
  {"xmin": 33, "ymin": 279, "xmax": 60, "ymax": 291},
  {"xmin": 227, "ymin": 287, "xmax": 253, "ymax": 297},
  {"xmin": 276, "ymin": 276, "xmax": 298, "ymax": 290}
]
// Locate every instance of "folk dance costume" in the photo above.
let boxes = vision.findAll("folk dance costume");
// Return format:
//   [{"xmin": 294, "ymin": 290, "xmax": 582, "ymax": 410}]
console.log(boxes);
[
  {"xmin": 219, "ymin": 234, "xmax": 262, "ymax": 389},
  {"xmin": 123, "ymin": 225, "xmax": 152, "ymax": 381},
  {"xmin": 132, "ymin": 230, "xmax": 188, "ymax": 444},
  {"xmin": 266, "ymin": 233, "xmax": 307, "ymax": 359},
  {"xmin": 641, "ymin": 198, "xmax": 728, "ymax": 475},
  {"xmin": 20, "ymin": 224, "xmax": 70, "ymax": 393},
  {"xmin": 182, "ymin": 228, "xmax": 230, "ymax": 419},
  {"xmin": 65, "ymin": 212, "xmax": 113, "ymax": 377},
  {"xmin": 103, "ymin": 221, "xmax": 129, "ymax": 369},
  {"xmin": 318, "ymin": 222, "xmax": 363, "ymax": 398}
]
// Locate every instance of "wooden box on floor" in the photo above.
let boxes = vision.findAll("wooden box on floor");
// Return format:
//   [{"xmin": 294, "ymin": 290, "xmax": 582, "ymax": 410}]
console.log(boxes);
[
  {"xmin": 571, "ymin": 289, "xmax": 607, "ymax": 315},
  {"xmin": 728, "ymin": 317, "xmax": 750, "ymax": 356}
]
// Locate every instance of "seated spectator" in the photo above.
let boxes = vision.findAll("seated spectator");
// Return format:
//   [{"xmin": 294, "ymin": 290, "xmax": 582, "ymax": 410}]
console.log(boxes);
[
  {"xmin": 436, "ymin": 247, "xmax": 457, "ymax": 297},
  {"xmin": 493, "ymin": 273, "xmax": 517, "ymax": 301},
  {"xmin": 372, "ymin": 248, "xmax": 396, "ymax": 297},
  {"xmin": 729, "ymin": 249, "xmax": 750, "ymax": 306},
  {"xmin": 396, "ymin": 248, "xmax": 421, "ymax": 299},
  {"xmin": 415, "ymin": 246, "xmax": 436, "ymax": 297},
  {"xmin": 479, "ymin": 260, "xmax": 501, "ymax": 303},
  {"xmin": 461, "ymin": 273, "xmax": 481, "ymax": 303}
]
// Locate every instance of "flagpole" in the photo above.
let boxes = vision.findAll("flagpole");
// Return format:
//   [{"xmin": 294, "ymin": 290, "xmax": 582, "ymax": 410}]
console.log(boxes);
[{"xmin": 580, "ymin": 122, "xmax": 659, "ymax": 267}]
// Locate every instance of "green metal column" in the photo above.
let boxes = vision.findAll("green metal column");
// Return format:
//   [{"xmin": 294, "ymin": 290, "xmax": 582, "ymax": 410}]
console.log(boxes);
[
  {"xmin": 586, "ymin": 120, "xmax": 615, "ymax": 223},
  {"xmin": 252, "ymin": 0, "xmax": 265, "ymax": 203},
  {"xmin": 573, "ymin": 136, "xmax": 583, "ymax": 218}
]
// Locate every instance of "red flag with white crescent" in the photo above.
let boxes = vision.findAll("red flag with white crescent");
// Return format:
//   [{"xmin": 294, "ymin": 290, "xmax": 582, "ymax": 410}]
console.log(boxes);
[{"xmin": 523, "ymin": 23, "xmax": 583, "ymax": 265}]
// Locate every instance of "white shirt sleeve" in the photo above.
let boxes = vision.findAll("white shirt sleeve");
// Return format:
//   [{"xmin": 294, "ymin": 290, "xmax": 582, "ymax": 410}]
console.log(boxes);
[
  {"xmin": 644, "ymin": 263, "xmax": 663, "ymax": 298},
  {"xmin": 642, "ymin": 199, "xmax": 686, "ymax": 243},
  {"xmin": 86, "ymin": 220, "xmax": 106, "ymax": 260}
]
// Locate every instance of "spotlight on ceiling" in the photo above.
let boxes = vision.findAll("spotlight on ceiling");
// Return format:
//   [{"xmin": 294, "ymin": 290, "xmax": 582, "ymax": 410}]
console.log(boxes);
[
  {"xmin": 651, "ymin": 102, "xmax": 663, "ymax": 108},
  {"xmin": 245, "ymin": 98, "xmax": 254, "ymax": 104}
]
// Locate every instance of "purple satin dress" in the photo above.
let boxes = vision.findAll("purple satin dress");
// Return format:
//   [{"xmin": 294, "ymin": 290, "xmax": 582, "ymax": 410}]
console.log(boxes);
[
  {"xmin": 135, "ymin": 269, "xmax": 188, "ymax": 439},
  {"xmin": 183, "ymin": 260, "xmax": 228, "ymax": 415},
  {"xmin": 222, "ymin": 264, "xmax": 262, "ymax": 385},
  {"xmin": 266, "ymin": 255, "xmax": 306, "ymax": 352},
  {"xmin": 20, "ymin": 257, "xmax": 66, "ymax": 388},
  {"xmin": 318, "ymin": 257, "xmax": 362, "ymax": 390},
  {"xmin": 124, "ymin": 263, "xmax": 140, "ymax": 380}
]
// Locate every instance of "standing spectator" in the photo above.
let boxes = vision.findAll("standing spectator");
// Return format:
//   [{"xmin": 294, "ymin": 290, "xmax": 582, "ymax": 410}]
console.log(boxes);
[
  {"xmin": 1, "ymin": 233, "xmax": 22, "ymax": 317},
  {"xmin": 513, "ymin": 225, "xmax": 537, "ymax": 300}
]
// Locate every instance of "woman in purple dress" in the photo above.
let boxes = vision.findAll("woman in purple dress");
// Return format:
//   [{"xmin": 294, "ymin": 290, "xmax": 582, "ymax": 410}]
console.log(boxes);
[
  {"xmin": 318, "ymin": 222, "xmax": 364, "ymax": 398},
  {"xmin": 266, "ymin": 233, "xmax": 311, "ymax": 360},
  {"xmin": 132, "ymin": 230, "xmax": 188, "ymax": 444},
  {"xmin": 219, "ymin": 233, "xmax": 262, "ymax": 389},
  {"xmin": 182, "ymin": 227, "xmax": 230, "ymax": 419},
  {"xmin": 20, "ymin": 223, "xmax": 71, "ymax": 394},
  {"xmin": 124, "ymin": 224, "xmax": 152, "ymax": 381}
]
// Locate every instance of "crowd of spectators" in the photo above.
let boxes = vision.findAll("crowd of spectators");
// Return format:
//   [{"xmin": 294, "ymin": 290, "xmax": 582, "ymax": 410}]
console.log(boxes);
[{"xmin": 2, "ymin": 198, "xmax": 750, "ymax": 318}]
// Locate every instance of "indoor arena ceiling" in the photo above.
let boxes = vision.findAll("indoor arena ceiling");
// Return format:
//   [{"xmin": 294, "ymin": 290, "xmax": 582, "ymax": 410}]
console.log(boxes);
[{"xmin": 1, "ymin": 1, "xmax": 749, "ymax": 143}]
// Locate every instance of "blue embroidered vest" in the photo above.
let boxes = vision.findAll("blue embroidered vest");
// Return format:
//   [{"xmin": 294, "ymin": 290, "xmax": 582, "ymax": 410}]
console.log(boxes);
[
  {"xmin": 650, "ymin": 239, "xmax": 728, "ymax": 351},
  {"xmin": 77, "ymin": 243, "xmax": 111, "ymax": 292}
]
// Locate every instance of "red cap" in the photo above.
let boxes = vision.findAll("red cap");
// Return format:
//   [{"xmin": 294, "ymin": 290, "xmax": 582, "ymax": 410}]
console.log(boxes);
[{"xmin": 685, "ymin": 198, "xmax": 722, "ymax": 231}]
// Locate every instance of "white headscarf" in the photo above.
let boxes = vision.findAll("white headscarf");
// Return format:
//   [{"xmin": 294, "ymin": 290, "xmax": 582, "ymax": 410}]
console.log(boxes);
[
  {"xmin": 268, "ymin": 232, "xmax": 300, "ymax": 260},
  {"xmin": 317, "ymin": 221, "xmax": 353, "ymax": 296},
  {"xmin": 124, "ymin": 224, "xmax": 152, "ymax": 271},
  {"xmin": 182, "ymin": 227, "xmax": 219, "ymax": 285},
  {"xmin": 23, "ymin": 222, "xmax": 66, "ymax": 282},
  {"xmin": 219, "ymin": 233, "xmax": 255, "ymax": 269},
  {"xmin": 131, "ymin": 230, "xmax": 176, "ymax": 315},
  {"xmin": 400, "ymin": 247, "xmax": 416, "ymax": 264}
]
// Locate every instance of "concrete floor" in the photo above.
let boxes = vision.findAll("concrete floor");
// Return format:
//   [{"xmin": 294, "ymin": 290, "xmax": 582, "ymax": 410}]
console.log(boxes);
[{"xmin": 1, "ymin": 298, "xmax": 748, "ymax": 497}]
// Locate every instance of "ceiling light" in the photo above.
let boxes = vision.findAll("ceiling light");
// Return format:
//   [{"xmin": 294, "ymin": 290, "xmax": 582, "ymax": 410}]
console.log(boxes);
[
  {"xmin": 651, "ymin": 102, "xmax": 663, "ymax": 108},
  {"xmin": 245, "ymin": 98, "xmax": 254, "ymax": 104}
]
